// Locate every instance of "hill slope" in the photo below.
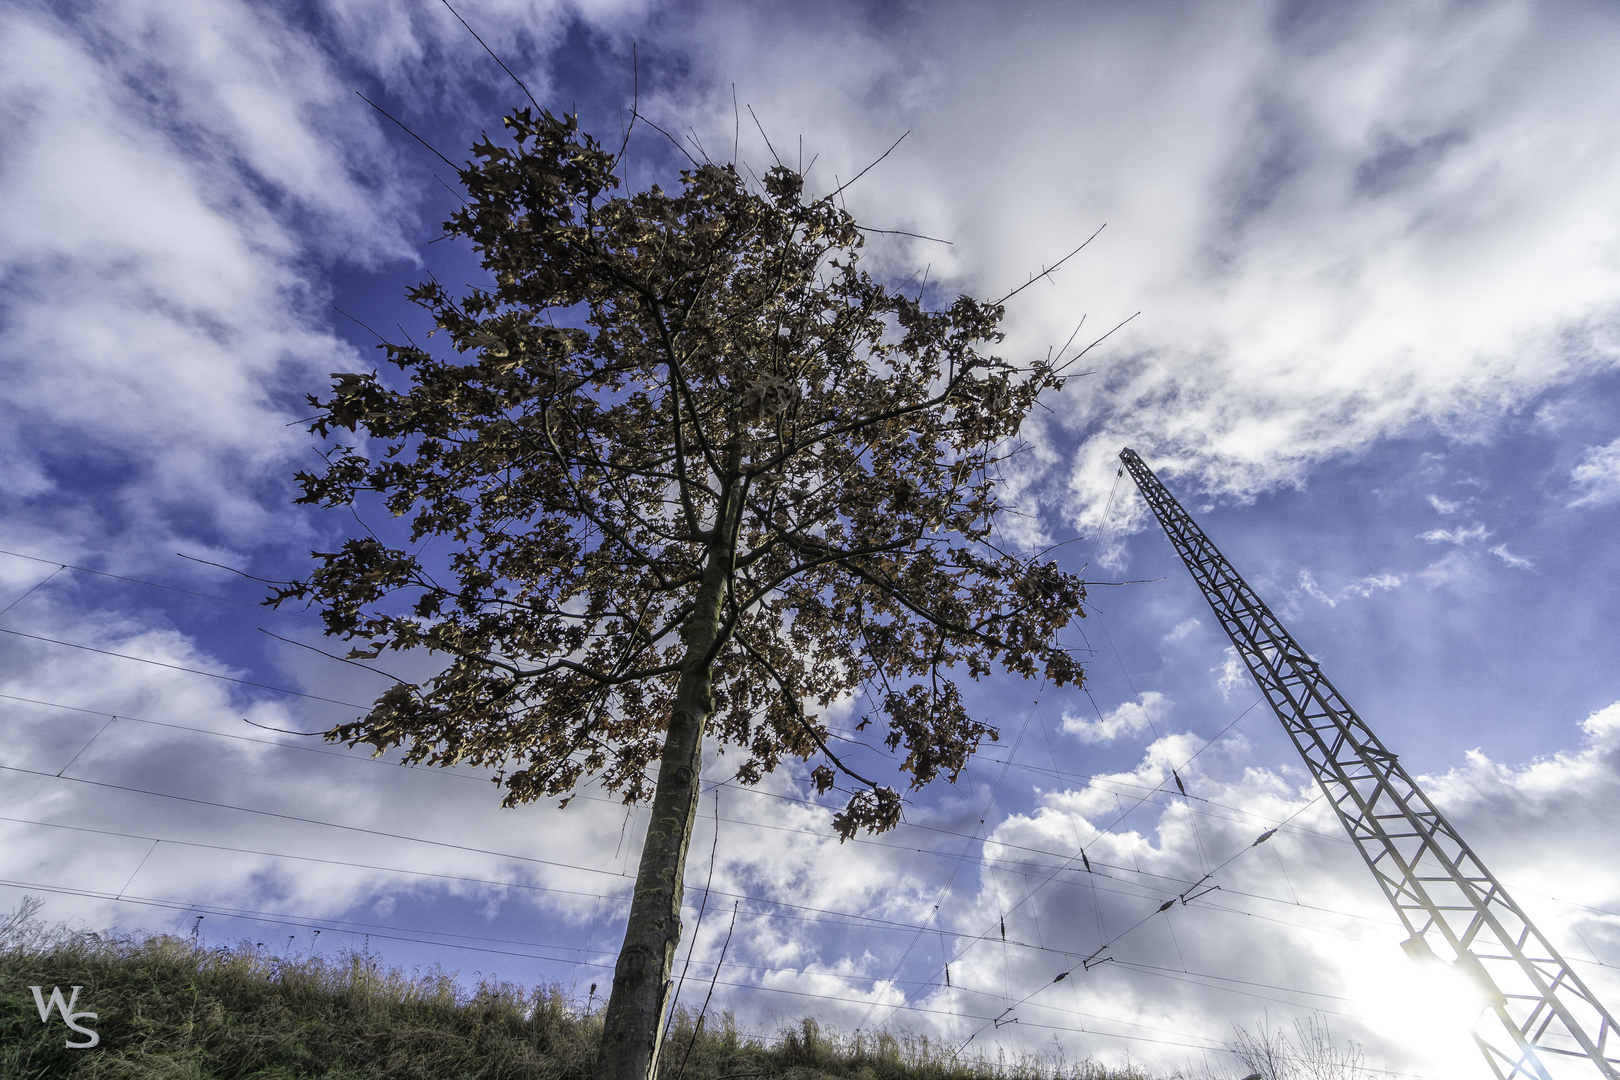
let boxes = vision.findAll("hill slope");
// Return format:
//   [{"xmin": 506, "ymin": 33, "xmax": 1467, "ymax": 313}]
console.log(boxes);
[{"xmin": 2, "ymin": 913, "xmax": 1142, "ymax": 1080}]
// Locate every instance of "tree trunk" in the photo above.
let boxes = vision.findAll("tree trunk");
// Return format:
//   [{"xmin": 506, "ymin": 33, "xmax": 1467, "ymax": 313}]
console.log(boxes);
[{"xmin": 594, "ymin": 500, "xmax": 738, "ymax": 1080}]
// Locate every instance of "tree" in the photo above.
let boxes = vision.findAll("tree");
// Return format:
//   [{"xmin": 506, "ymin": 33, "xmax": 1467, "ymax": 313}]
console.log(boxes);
[{"xmin": 276, "ymin": 106, "xmax": 1088, "ymax": 1080}]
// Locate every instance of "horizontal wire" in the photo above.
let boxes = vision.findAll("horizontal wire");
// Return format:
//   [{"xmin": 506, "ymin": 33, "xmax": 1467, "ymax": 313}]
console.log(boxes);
[
  {"xmin": 1, "ymin": 770, "xmax": 1445, "ymax": 1015},
  {"xmin": 1, "ymin": 704, "xmax": 1438, "ymax": 1024},
  {"xmin": 20, "ymin": 680, "xmax": 1564, "ymax": 1064},
  {"xmin": 12, "ymin": 552, "xmax": 1597, "ymax": 1061},
  {"xmin": 0, "ymin": 763, "xmax": 633, "ymax": 880},
  {"xmin": 0, "ymin": 568, "xmax": 1343, "ymax": 868},
  {"xmin": 6, "ymin": 678, "xmax": 1602, "ymax": 944},
  {"xmin": 3, "ymin": 692, "xmax": 1346, "ymax": 911},
  {"xmin": 0, "ymin": 874, "xmax": 1248, "ymax": 1062},
  {"xmin": 5, "ymin": 753, "xmax": 1436, "ymax": 1028},
  {"xmin": 3, "ymin": 804, "xmax": 1425, "ymax": 1001},
  {"xmin": 0, "ymin": 626, "xmax": 367, "ymax": 708},
  {"xmin": 0, "ymin": 875, "xmax": 1429, "ymax": 1079},
  {"xmin": 0, "ymin": 854, "xmax": 1445, "ymax": 1068},
  {"xmin": 10, "ymin": 765, "xmax": 1204, "ymax": 948},
  {"xmin": 2, "ymin": 515, "xmax": 1594, "ymax": 1077},
  {"xmin": 0, "ymin": 551, "xmax": 1342, "ymax": 849},
  {"xmin": 0, "ymin": 556, "xmax": 1530, "ymax": 1077},
  {"xmin": 0, "ymin": 545, "xmax": 315, "ymax": 618},
  {"xmin": 0, "ymin": 874, "xmax": 1197, "ymax": 1042},
  {"xmin": 0, "ymin": 811, "xmax": 988, "ymax": 946}
]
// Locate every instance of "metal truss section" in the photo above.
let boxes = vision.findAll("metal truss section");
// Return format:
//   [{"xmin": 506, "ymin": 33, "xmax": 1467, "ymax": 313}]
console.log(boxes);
[{"xmin": 1119, "ymin": 448, "xmax": 1618, "ymax": 1080}]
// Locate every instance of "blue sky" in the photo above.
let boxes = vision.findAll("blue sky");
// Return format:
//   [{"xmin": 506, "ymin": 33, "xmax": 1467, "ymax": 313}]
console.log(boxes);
[{"xmin": 3, "ymin": 1, "xmax": 1619, "ymax": 1076}]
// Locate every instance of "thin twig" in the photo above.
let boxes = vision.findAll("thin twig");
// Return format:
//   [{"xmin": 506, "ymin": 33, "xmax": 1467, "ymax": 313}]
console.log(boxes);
[
  {"xmin": 854, "ymin": 225, "xmax": 953, "ymax": 245},
  {"xmin": 332, "ymin": 305, "xmax": 388, "ymax": 343},
  {"xmin": 827, "ymin": 131, "xmax": 909, "ymax": 200},
  {"xmin": 437, "ymin": 0, "xmax": 540, "ymax": 111},
  {"xmin": 1050, "ymin": 310, "xmax": 1140, "ymax": 377},
  {"xmin": 175, "ymin": 552, "xmax": 284, "ymax": 586},
  {"xmin": 256, "ymin": 628, "xmax": 410, "ymax": 684},
  {"xmin": 994, "ymin": 223, "xmax": 1105, "ymax": 305},
  {"xmin": 634, "ymin": 111, "xmax": 701, "ymax": 168},
  {"xmin": 612, "ymin": 44, "xmax": 640, "ymax": 177},
  {"xmin": 240, "ymin": 717, "xmax": 333, "ymax": 737},
  {"xmin": 356, "ymin": 92, "xmax": 458, "ymax": 170},
  {"xmin": 673, "ymin": 901, "xmax": 738, "ymax": 1080},
  {"xmin": 746, "ymin": 105, "xmax": 782, "ymax": 168},
  {"xmin": 662, "ymin": 787, "xmax": 721, "ymax": 1048}
]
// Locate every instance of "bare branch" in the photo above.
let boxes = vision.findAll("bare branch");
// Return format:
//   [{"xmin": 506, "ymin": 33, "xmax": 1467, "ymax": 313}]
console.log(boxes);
[{"xmin": 993, "ymin": 223, "xmax": 1106, "ymax": 305}]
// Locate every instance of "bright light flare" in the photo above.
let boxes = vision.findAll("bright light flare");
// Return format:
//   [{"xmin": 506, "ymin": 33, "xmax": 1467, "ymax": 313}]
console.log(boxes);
[{"xmin": 1336, "ymin": 935, "xmax": 1490, "ymax": 1080}]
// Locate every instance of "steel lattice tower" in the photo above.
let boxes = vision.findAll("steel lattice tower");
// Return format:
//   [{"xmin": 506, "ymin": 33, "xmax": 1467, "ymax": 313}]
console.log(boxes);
[{"xmin": 1119, "ymin": 447, "xmax": 1618, "ymax": 1080}]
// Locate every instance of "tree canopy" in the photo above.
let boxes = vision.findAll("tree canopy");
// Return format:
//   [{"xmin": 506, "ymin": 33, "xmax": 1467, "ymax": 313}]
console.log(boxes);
[{"xmin": 277, "ymin": 107, "xmax": 1087, "ymax": 838}]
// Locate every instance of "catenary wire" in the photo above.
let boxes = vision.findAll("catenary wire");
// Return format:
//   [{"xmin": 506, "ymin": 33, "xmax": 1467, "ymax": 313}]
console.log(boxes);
[
  {"xmin": 5, "ymin": 547, "xmax": 1565, "ymax": 1068},
  {"xmin": 0, "ymin": 545, "xmax": 316, "ymax": 617},
  {"xmin": 0, "ymin": 873, "xmax": 1433, "ymax": 1078},
  {"xmin": 0, "ymin": 626, "xmax": 368, "ymax": 708},
  {"xmin": 3, "ymin": 691, "xmax": 1351, "ymax": 911},
  {"xmin": 5, "ymin": 690, "xmax": 1424, "ymax": 1009},
  {"xmin": 4, "ymin": 719, "xmax": 1438, "ymax": 1034}
]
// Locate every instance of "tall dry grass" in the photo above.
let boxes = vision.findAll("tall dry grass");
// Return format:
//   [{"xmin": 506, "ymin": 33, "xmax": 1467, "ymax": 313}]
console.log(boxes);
[{"xmin": 2, "ymin": 897, "xmax": 1151, "ymax": 1080}]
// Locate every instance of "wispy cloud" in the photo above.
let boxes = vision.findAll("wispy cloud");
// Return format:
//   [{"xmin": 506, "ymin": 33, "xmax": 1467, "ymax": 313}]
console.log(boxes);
[
  {"xmin": 1417, "ymin": 524, "xmax": 1491, "ymax": 545},
  {"xmin": 1489, "ymin": 544, "xmax": 1534, "ymax": 570},
  {"xmin": 668, "ymin": 2, "xmax": 1620, "ymax": 524},
  {"xmin": 1297, "ymin": 569, "xmax": 1404, "ymax": 607},
  {"xmin": 1428, "ymin": 494, "xmax": 1462, "ymax": 514},
  {"xmin": 1214, "ymin": 645, "xmax": 1247, "ymax": 701},
  {"xmin": 0, "ymin": 1, "xmax": 414, "ymax": 563},
  {"xmin": 1061, "ymin": 691, "xmax": 1167, "ymax": 745},
  {"xmin": 1160, "ymin": 617, "xmax": 1201, "ymax": 644},
  {"xmin": 1569, "ymin": 436, "xmax": 1620, "ymax": 507}
]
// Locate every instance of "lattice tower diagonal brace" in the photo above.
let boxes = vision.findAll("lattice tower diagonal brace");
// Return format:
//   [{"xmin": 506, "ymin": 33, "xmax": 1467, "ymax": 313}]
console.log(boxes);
[{"xmin": 1119, "ymin": 448, "xmax": 1618, "ymax": 1080}]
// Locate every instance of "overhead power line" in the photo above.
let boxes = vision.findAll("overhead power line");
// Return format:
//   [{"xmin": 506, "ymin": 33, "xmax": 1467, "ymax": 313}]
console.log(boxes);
[
  {"xmin": 0, "ymin": 871, "xmax": 1431, "ymax": 1078},
  {"xmin": 5, "ymin": 689, "xmax": 1344, "ymax": 905},
  {"xmin": 1120, "ymin": 447, "xmax": 1620, "ymax": 1080},
  {"xmin": 0, "ymin": 874, "xmax": 1251, "ymax": 1065},
  {"xmin": 0, "ymin": 627, "xmax": 367, "ymax": 708},
  {"xmin": 0, "ymin": 545, "xmax": 314, "ymax": 618},
  {"xmin": 12, "ymin": 538, "xmax": 1586, "ymax": 1073}
]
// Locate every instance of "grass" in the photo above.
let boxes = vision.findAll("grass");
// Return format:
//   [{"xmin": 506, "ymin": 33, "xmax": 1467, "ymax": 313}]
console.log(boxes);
[{"xmin": 1, "ymin": 899, "xmax": 1146, "ymax": 1080}]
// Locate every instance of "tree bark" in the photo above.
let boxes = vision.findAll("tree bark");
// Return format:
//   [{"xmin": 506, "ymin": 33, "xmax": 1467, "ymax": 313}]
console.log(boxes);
[{"xmin": 594, "ymin": 489, "xmax": 739, "ymax": 1080}]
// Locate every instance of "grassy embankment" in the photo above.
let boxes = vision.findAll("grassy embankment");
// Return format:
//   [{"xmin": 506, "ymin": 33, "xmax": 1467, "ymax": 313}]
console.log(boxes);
[{"xmin": 1, "ymin": 908, "xmax": 1145, "ymax": 1080}]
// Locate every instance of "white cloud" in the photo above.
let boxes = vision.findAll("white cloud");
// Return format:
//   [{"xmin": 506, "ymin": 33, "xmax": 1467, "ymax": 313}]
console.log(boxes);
[
  {"xmin": 4, "ymin": 6, "xmax": 1619, "ymax": 1079},
  {"xmin": 1428, "ymin": 494, "xmax": 1461, "ymax": 514},
  {"xmin": 1161, "ymin": 617, "xmax": 1201, "ymax": 644},
  {"xmin": 917, "ymin": 701, "xmax": 1620, "ymax": 1078},
  {"xmin": 1062, "ymin": 691, "xmax": 1167, "ymax": 745},
  {"xmin": 1569, "ymin": 436, "xmax": 1620, "ymax": 507},
  {"xmin": 0, "ymin": 1, "xmax": 412, "ymax": 562},
  {"xmin": 1214, "ymin": 646, "xmax": 1248, "ymax": 701},
  {"xmin": 1297, "ymin": 569, "xmax": 1403, "ymax": 607},
  {"xmin": 1489, "ymin": 543, "xmax": 1534, "ymax": 570},
  {"xmin": 1415, "ymin": 548, "xmax": 1473, "ymax": 588},
  {"xmin": 648, "ymin": 1, "xmax": 1620, "ymax": 528},
  {"xmin": 1417, "ymin": 523, "xmax": 1491, "ymax": 545}
]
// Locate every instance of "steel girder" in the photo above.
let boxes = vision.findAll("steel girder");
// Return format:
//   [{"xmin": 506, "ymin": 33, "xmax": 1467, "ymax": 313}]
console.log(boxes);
[{"xmin": 1119, "ymin": 447, "xmax": 1617, "ymax": 1080}]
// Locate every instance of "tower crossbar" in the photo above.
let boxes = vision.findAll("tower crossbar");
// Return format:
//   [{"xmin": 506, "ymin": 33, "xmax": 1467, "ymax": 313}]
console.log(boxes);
[{"xmin": 1119, "ymin": 447, "xmax": 1618, "ymax": 1080}]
